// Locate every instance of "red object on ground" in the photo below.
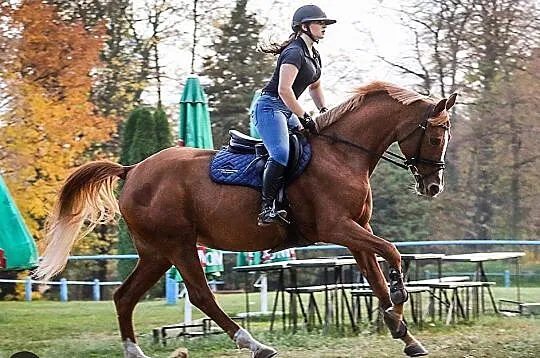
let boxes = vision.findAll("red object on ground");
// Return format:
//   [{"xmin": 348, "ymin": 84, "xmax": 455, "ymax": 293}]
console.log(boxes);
[{"xmin": 0, "ymin": 248, "xmax": 6, "ymax": 269}]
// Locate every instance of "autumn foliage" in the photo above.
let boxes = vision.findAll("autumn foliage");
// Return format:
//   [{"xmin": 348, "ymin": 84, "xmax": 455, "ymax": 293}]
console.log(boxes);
[{"xmin": 0, "ymin": 0, "xmax": 116, "ymax": 242}]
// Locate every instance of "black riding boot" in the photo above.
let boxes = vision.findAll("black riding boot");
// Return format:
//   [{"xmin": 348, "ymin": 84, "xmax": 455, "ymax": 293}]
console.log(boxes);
[{"xmin": 258, "ymin": 159, "xmax": 287, "ymax": 226}]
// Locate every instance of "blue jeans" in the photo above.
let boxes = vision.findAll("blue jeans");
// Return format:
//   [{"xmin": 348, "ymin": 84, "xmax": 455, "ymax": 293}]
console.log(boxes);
[{"xmin": 253, "ymin": 94, "xmax": 301, "ymax": 166}]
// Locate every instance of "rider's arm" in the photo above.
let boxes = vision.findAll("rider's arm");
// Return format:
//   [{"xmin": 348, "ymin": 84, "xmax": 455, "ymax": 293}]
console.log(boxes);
[
  {"xmin": 309, "ymin": 79, "xmax": 326, "ymax": 111},
  {"xmin": 278, "ymin": 64, "xmax": 306, "ymax": 119}
]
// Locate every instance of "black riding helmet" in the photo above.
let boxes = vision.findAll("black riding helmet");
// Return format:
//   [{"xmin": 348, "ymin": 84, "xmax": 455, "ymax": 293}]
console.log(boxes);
[{"xmin": 291, "ymin": 4, "xmax": 336, "ymax": 31}]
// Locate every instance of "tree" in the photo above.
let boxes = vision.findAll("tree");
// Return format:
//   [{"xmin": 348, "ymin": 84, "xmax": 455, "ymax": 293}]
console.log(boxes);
[
  {"xmin": 154, "ymin": 107, "xmax": 174, "ymax": 150},
  {"xmin": 0, "ymin": 0, "xmax": 116, "ymax": 240},
  {"xmin": 201, "ymin": 0, "xmax": 274, "ymax": 147},
  {"xmin": 370, "ymin": 146, "xmax": 432, "ymax": 242},
  {"xmin": 117, "ymin": 107, "xmax": 172, "ymax": 279},
  {"xmin": 128, "ymin": 110, "xmax": 158, "ymax": 163},
  {"xmin": 486, "ymin": 50, "xmax": 540, "ymax": 239},
  {"xmin": 391, "ymin": 0, "xmax": 540, "ymax": 240}
]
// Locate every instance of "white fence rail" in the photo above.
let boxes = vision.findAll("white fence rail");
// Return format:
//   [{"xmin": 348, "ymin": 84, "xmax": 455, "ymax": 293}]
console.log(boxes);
[{"xmin": 0, "ymin": 278, "xmax": 122, "ymax": 301}]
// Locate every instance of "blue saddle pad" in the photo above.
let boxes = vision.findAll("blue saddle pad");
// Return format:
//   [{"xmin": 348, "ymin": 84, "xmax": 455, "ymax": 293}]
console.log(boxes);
[{"xmin": 210, "ymin": 140, "xmax": 312, "ymax": 190}]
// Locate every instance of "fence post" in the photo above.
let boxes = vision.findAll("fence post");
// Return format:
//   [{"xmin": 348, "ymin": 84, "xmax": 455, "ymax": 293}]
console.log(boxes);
[
  {"xmin": 60, "ymin": 278, "xmax": 68, "ymax": 302},
  {"xmin": 184, "ymin": 291, "xmax": 192, "ymax": 323},
  {"xmin": 93, "ymin": 279, "xmax": 101, "ymax": 301},
  {"xmin": 260, "ymin": 274, "xmax": 268, "ymax": 314},
  {"xmin": 166, "ymin": 275, "xmax": 178, "ymax": 305},
  {"xmin": 504, "ymin": 270, "xmax": 511, "ymax": 288},
  {"xmin": 25, "ymin": 277, "xmax": 32, "ymax": 301}
]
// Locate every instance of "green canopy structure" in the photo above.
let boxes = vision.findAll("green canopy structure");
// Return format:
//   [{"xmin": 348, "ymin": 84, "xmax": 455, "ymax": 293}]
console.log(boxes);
[
  {"xmin": 249, "ymin": 90, "xmax": 261, "ymax": 139},
  {"xmin": 236, "ymin": 249, "xmax": 296, "ymax": 266},
  {"xmin": 174, "ymin": 75, "xmax": 222, "ymax": 280},
  {"xmin": 0, "ymin": 175, "xmax": 38, "ymax": 271},
  {"xmin": 179, "ymin": 76, "xmax": 214, "ymax": 149}
]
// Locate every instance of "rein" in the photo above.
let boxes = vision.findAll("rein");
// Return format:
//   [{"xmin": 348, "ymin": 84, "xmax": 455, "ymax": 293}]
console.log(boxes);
[
  {"xmin": 317, "ymin": 133, "xmax": 411, "ymax": 169},
  {"xmin": 316, "ymin": 104, "xmax": 448, "ymax": 174}
]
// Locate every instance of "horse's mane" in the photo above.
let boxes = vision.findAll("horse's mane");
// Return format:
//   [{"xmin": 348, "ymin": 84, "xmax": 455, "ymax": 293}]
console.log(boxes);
[{"xmin": 317, "ymin": 81, "xmax": 449, "ymax": 129}]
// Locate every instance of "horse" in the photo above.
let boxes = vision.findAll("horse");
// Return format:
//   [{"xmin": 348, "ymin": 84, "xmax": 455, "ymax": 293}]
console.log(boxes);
[{"xmin": 34, "ymin": 80, "xmax": 457, "ymax": 358}]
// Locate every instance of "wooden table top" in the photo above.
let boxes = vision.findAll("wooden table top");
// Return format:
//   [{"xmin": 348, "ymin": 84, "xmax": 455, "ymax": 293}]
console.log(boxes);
[{"xmin": 442, "ymin": 252, "xmax": 525, "ymax": 262}]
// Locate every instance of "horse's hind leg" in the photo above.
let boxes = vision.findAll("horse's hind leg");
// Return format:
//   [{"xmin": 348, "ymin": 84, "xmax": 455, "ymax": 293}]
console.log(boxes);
[
  {"xmin": 168, "ymin": 244, "xmax": 278, "ymax": 358},
  {"xmin": 351, "ymin": 248, "xmax": 428, "ymax": 357},
  {"xmin": 114, "ymin": 253, "xmax": 171, "ymax": 358}
]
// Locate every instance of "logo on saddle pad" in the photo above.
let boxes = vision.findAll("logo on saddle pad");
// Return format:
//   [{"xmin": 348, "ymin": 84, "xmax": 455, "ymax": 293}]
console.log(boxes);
[
  {"xmin": 215, "ymin": 163, "xmax": 239, "ymax": 176},
  {"xmin": 210, "ymin": 131, "xmax": 312, "ymax": 189}
]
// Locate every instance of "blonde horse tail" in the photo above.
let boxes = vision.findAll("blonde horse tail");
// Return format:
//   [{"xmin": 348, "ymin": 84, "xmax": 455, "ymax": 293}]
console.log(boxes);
[{"xmin": 33, "ymin": 161, "xmax": 133, "ymax": 281}]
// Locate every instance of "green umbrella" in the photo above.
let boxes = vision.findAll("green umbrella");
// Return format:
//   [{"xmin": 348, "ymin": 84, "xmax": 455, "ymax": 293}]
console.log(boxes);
[
  {"xmin": 175, "ymin": 75, "xmax": 222, "ymax": 279},
  {"xmin": 0, "ymin": 175, "xmax": 38, "ymax": 270},
  {"xmin": 249, "ymin": 90, "xmax": 261, "ymax": 139},
  {"xmin": 239, "ymin": 90, "xmax": 262, "ymax": 267},
  {"xmin": 179, "ymin": 76, "xmax": 214, "ymax": 149}
]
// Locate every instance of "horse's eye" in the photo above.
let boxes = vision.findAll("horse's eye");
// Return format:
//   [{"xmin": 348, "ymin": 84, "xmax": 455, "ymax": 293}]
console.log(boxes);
[{"xmin": 430, "ymin": 137, "xmax": 442, "ymax": 146}]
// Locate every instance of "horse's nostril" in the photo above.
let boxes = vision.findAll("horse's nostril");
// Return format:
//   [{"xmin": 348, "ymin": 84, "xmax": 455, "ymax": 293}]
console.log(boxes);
[{"xmin": 427, "ymin": 184, "xmax": 440, "ymax": 196}]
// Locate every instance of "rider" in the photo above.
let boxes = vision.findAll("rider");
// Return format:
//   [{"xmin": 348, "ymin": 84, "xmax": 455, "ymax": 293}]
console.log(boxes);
[{"xmin": 254, "ymin": 4, "xmax": 336, "ymax": 226}]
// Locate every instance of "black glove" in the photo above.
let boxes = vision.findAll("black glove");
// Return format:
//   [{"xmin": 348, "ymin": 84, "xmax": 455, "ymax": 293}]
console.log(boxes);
[
  {"xmin": 319, "ymin": 107, "xmax": 328, "ymax": 114},
  {"xmin": 300, "ymin": 112, "xmax": 318, "ymax": 133}
]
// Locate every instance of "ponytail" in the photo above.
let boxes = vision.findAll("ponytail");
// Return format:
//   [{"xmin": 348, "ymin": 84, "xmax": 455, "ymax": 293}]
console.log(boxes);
[{"xmin": 259, "ymin": 30, "xmax": 301, "ymax": 55}]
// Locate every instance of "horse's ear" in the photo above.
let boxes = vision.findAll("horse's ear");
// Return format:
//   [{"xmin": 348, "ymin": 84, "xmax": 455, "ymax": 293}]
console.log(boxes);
[
  {"xmin": 432, "ymin": 98, "xmax": 447, "ymax": 118},
  {"xmin": 446, "ymin": 93, "xmax": 458, "ymax": 110}
]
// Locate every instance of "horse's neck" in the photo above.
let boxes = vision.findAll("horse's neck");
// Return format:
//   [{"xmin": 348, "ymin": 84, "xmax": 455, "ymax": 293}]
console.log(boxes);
[{"xmin": 321, "ymin": 99, "xmax": 401, "ymax": 173}]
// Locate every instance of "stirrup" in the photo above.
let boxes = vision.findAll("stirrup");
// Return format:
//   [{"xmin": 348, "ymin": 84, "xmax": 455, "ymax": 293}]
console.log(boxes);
[{"xmin": 257, "ymin": 208, "xmax": 289, "ymax": 226}]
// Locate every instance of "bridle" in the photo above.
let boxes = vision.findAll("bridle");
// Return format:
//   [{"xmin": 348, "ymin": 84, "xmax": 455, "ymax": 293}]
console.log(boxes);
[{"xmin": 316, "ymin": 104, "xmax": 450, "ymax": 179}]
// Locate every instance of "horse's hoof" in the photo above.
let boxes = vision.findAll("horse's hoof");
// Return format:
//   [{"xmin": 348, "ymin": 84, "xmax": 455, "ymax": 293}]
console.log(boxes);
[
  {"xmin": 404, "ymin": 341, "xmax": 429, "ymax": 357},
  {"xmin": 254, "ymin": 345, "xmax": 278, "ymax": 358}
]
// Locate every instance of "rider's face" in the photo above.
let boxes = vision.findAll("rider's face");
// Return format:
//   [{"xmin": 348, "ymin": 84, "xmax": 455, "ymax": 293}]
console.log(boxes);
[{"xmin": 307, "ymin": 21, "xmax": 327, "ymax": 40}]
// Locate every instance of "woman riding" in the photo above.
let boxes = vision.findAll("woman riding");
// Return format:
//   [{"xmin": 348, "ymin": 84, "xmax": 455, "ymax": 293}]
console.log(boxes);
[{"xmin": 255, "ymin": 4, "xmax": 336, "ymax": 226}]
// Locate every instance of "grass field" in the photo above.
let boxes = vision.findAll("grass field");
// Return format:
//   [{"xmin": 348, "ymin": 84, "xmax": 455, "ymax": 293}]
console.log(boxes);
[{"xmin": 1, "ymin": 287, "xmax": 539, "ymax": 358}]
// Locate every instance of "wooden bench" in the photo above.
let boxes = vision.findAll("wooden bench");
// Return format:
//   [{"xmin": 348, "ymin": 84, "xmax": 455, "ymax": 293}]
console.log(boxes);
[
  {"xmin": 426, "ymin": 281, "xmax": 496, "ymax": 324},
  {"xmin": 286, "ymin": 286, "xmax": 324, "ymax": 331},
  {"xmin": 521, "ymin": 303, "xmax": 540, "ymax": 316},
  {"xmin": 500, "ymin": 300, "xmax": 540, "ymax": 316},
  {"xmin": 350, "ymin": 286, "xmax": 431, "ymax": 328},
  {"xmin": 153, "ymin": 316, "xmax": 246, "ymax": 345},
  {"xmin": 285, "ymin": 283, "xmax": 374, "ymax": 332},
  {"xmin": 406, "ymin": 276, "xmax": 471, "ymax": 286}
]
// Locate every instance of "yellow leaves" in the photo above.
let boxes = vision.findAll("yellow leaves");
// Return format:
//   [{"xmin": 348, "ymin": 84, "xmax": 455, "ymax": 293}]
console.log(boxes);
[
  {"xmin": 0, "ymin": 1, "xmax": 116, "ymax": 244},
  {"xmin": 10, "ymin": 0, "xmax": 106, "ymax": 99}
]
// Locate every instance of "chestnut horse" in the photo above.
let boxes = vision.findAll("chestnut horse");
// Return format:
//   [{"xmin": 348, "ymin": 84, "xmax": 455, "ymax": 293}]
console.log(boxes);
[{"xmin": 35, "ymin": 81, "xmax": 457, "ymax": 358}]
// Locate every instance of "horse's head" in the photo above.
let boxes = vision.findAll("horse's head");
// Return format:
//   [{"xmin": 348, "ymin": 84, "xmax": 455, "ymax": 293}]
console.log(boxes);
[{"xmin": 397, "ymin": 93, "xmax": 457, "ymax": 197}]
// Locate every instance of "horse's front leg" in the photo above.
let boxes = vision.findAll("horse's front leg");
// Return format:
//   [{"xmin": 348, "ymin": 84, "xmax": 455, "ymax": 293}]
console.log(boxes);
[
  {"xmin": 323, "ymin": 220, "xmax": 428, "ymax": 357},
  {"xmin": 351, "ymin": 250, "xmax": 428, "ymax": 357}
]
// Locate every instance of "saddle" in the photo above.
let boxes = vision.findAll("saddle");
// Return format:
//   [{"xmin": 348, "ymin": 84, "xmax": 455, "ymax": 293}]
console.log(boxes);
[
  {"xmin": 210, "ymin": 129, "xmax": 312, "ymax": 190},
  {"xmin": 210, "ymin": 130, "xmax": 314, "ymax": 250}
]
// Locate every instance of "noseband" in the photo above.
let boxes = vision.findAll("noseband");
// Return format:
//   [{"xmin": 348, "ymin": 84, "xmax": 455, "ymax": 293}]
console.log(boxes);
[{"xmin": 317, "ymin": 104, "xmax": 450, "ymax": 177}]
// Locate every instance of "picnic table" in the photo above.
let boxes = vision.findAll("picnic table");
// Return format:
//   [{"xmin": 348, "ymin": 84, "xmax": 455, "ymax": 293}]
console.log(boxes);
[
  {"xmin": 233, "ymin": 254, "xmax": 445, "ymax": 333},
  {"xmin": 233, "ymin": 261, "xmax": 290, "ymax": 331},
  {"xmin": 400, "ymin": 253, "xmax": 445, "ymax": 281},
  {"xmin": 442, "ymin": 252, "xmax": 525, "ymax": 313}
]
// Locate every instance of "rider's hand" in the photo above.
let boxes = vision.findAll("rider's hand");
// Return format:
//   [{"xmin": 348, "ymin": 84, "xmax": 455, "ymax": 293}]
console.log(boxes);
[{"xmin": 300, "ymin": 112, "xmax": 318, "ymax": 134}]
